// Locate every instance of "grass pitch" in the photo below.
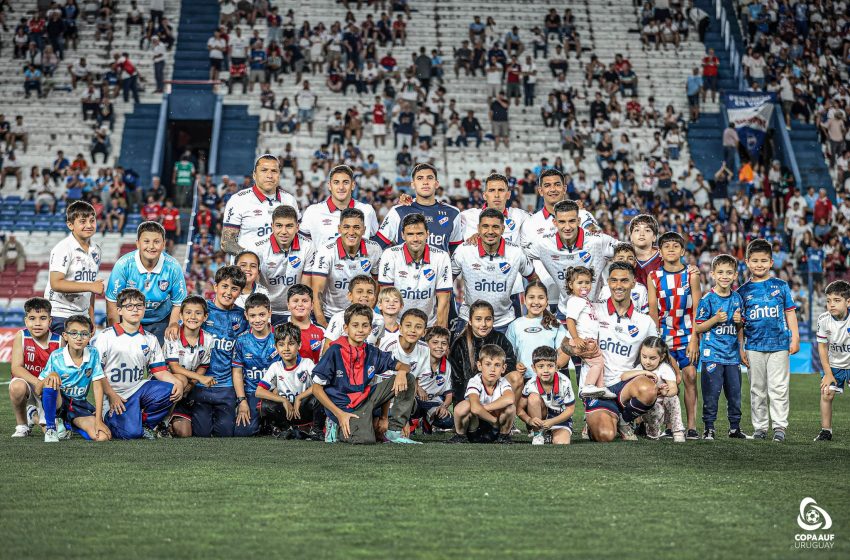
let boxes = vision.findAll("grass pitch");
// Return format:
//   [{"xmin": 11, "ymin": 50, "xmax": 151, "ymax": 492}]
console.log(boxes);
[{"xmin": 1, "ymin": 365, "xmax": 848, "ymax": 559}]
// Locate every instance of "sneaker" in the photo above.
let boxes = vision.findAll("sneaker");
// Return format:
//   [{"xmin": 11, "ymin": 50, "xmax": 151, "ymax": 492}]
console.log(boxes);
[
  {"xmin": 772, "ymin": 429, "xmax": 786, "ymax": 443},
  {"xmin": 56, "ymin": 421, "xmax": 72, "ymax": 440},
  {"xmin": 531, "ymin": 432, "xmax": 545, "ymax": 445},
  {"xmin": 142, "ymin": 427, "xmax": 157, "ymax": 440},
  {"xmin": 813, "ymin": 429, "xmax": 833, "ymax": 442},
  {"xmin": 600, "ymin": 388, "xmax": 618, "ymax": 399},
  {"xmin": 446, "ymin": 433, "xmax": 469, "ymax": 444},
  {"xmin": 828, "ymin": 384, "xmax": 844, "ymax": 395},
  {"xmin": 702, "ymin": 428, "xmax": 715, "ymax": 441},
  {"xmin": 11, "ymin": 425, "xmax": 30, "ymax": 438},
  {"xmin": 306, "ymin": 428, "xmax": 324, "ymax": 441},
  {"xmin": 325, "ymin": 420, "xmax": 339, "ymax": 443},
  {"xmin": 618, "ymin": 422, "xmax": 637, "ymax": 441},
  {"xmin": 581, "ymin": 424, "xmax": 589, "ymax": 440},
  {"xmin": 26, "ymin": 405, "xmax": 38, "ymax": 428},
  {"xmin": 660, "ymin": 429, "xmax": 673, "ymax": 439},
  {"xmin": 672, "ymin": 431, "xmax": 686, "ymax": 443},
  {"xmin": 510, "ymin": 426, "xmax": 522, "ymax": 435},
  {"xmin": 44, "ymin": 428, "xmax": 59, "ymax": 443},
  {"xmin": 544, "ymin": 431, "xmax": 553, "ymax": 444},
  {"xmin": 685, "ymin": 429, "xmax": 700, "ymax": 440},
  {"xmin": 155, "ymin": 423, "xmax": 172, "ymax": 439},
  {"xmin": 752, "ymin": 429, "xmax": 768, "ymax": 440},
  {"xmin": 579, "ymin": 384, "xmax": 605, "ymax": 398},
  {"xmin": 386, "ymin": 430, "xmax": 422, "ymax": 444},
  {"xmin": 275, "ymin": 427, "xmax": 295, "ymax": 440},
  {"xmin": 728, "ymin": 428, "xmax": 750, "ymax": 439},
  {"xmin": 496, "ymin": 434, "xmax": 513, "ymax": 444}
]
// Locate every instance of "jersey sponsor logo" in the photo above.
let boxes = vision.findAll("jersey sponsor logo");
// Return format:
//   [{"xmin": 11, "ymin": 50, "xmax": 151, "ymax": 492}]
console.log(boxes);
[
  {"xmin": 256, "ymin": 224, "xmax": 272, "ymax": 238},
  {"xmin": 360, "ymin": 259, "xmax": 372, "ymax": 272},
  {"xmin": 713, "ymin": 324, "xmax": 737, "ymax": 336},
  {"xmin": 334, "ymin": 279, "xmax": 350, "ymax": 290},
  {"xmin": 748, "ymin": 305, "xmax": 781, "ymax": 320},
  {"xmin": 322, "ymin": 218, "xmax": 333, "ymax": 226},
  {"xmin": 428, "ymin": 233, "xmax": 446, "ymax": 247},
  {"xmin": 473, "ymin": 279, "xmax": 507, "ymax": 292},
  {"xmin": 599, "ymin": 337, "xmax": 633, "ymax": 356},
  {"xmin": 829, "ymin": 342, "xmax": 850, "ymax": 354},
  {"xmin": 770, "ymin": 289, "xmax": 780, "ymax": 297},
  {"xmin": 159, "ymin": 280, "xmax": 170, "ymax": 291},
  {"xmin": 401, "ymin": 287, "xmax": 432, "ymax": 300},
  {"xmin": 244, "ymin": 367, "xmax": 265, "ymax": 380},
  {"xmin": 422, "ymin": 268, "xmax": 436, "ymax": 281},
  {"xmin": 269, "ymin": 275, "xmax": 297, "ymax": 286},
  {"xmin": 471, "ymin": 263, "xmax": 481, "ymax": 271},
  {"xmin": 499, "ymin": 262, "xmax": 511, "ymax": 275},
  {"xmin": 109, "ymin": 363, "xmax": 145, "ymax": 384},
  {"xmin": 253, "ymin": 209, "xmax": 264, "ymax": 216},
  {"xmin": 212, "ymin": 335, "xmax": 236, "ymax": 352},
  {"xmin": 334, "ymin": 263, "xmax": 344, "ymax": 271},
  {"xmin": 397, "ymin": 270, "xmax": 408, "ymax": 278},
  {"xmin": 73, "ymin": 269, "xmax": 98, "ymax": 282},
  {"xmin": 524, "ymin": 326, "xmax": 542, "ymax": 333}
]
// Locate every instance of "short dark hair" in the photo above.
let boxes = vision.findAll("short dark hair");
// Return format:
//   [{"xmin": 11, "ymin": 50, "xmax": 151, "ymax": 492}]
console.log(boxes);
[
  {"xmin": 400, "ymin": 308, "xmax": 428, "ymax": 326},
  {"xmin": 254, "ymin": 153, "xmax": 280, "ymax": 172},
  {"xmin": 613, "ymin": 242, "xmax": 636, "ymax": 258},
  {"xmin": 478, "ymin": 343, "xmax": 506, "ymax": 363},
  {"xmin": 538, "ymin": 168, "xmax": 564, "ymax": 186},
  {"xmin": 531, "ymin": 345, "xmax": 558, "ymax": 365},
  {"xmin": 608, "ymin": 261, "xmax": 636, "ymax": 278},
  {"xmin": 180, "ymin": 295, "xmax": 208, "ymax": 314},
  {"xmin": 24, "ymin": 297, "xmax": 51, "ymax": 315},
  {"xmin": 244, "ymin": 293, "xmax": 271, "ymax": 312},
  {"xmin": 424, "ymin": 326, "xmax": 451, "ymax": 342},
  {"xmin": 349, "ymin": 274, "xmax": 377, "ymax": 293},
  {"xmin": 746, "ymin": 239, "xmax": 773, "ymax": 260},
  {"xmin": 137, "ymin": 220, "xmax": 166, "ymax": 239},
  {"xmin": 329, "ymin": 164, "xmax": 354, "ymax": 181},
  {"xmin": 287, "ymin": 283, "xmax": 313, "ymax": 301},
  {"xmin": 66, "ymin": 200, "xmax": 95, "ymax": 224},
  {"xmin": 215, "ymin": 265, "xmax": 247, "ymax": 289},
  {"xmin": 64, "ymin": 314, "xmax": 93, "ymax": 333},
  {"xmin": 116, "ymin": 288, "xmax": 145, "ymax": 308},
  {"xmin": 553, "ymin": 199, "xmax": 579, "ymax": 215},
  {"xmin": 272, "ymin": 204, "xmax": 299, "ymax": 223},
  {"xmin": 401, "ymin": 212, "xmax": 427, "ymax": 232},
  {"xmin": 711, "ymin": 253, "xmax": 738, "ymax": 271},
  {"xmin": 273, "ymin": 322, "xmax": 301, "ymax": 346},
  {"xmin": 825, "ymin": 280, "xmax": 850, "ymax": 300},
  {"xmin": 235, "ymin": 250, "xmax": 260, "ymax": 265},
  {"xmin": 657, "ymin": 231, "xmax": 686, "ymax": 249},
  {"xmin": 479, "ymin": 207, "xmax": 505, "ymax": 223},
  {"xmin": 628, "ymin": 214, "xmax": 659, "ymax": 237},
  {"xmin": 483, "ymin": 173, "xmax": 509, "ymax": 189},
  {"xmin": 339, "ymin": 207, "xmax": 365, "ymax": 224},
  {"xmin": 344, "ymin": 303, "xmax": 373, "ymax": 325},
  {"xmin": 411, "ymin": 162, "xmax": 437, "ymax": 179}
]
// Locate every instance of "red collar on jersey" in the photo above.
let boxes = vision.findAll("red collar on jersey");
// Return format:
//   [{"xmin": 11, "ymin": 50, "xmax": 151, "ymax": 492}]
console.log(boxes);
[
  {"xmin": 336, "ymin": 237, "xmax": 367, "ymax": 259},
  {"xmin": 269, "ymin": 232, "xmax": 300, "ymax": 254},
  {"xmin": 482, "ymin": 204, "xmax": 509, "ymax": 217},
  {"xmin": 535, "ymin": 373, "xmax": 560, "ymax": 396},
  {"xmin": 436, "ymin": 355, "xmax": 447, "ymax": 374},
  {"xmin": 477, "ymin": 237, "xmax": 506, "ymax": 257},
  {"xmin": 403, "ymin": 243, "xmax": 431, "ymax": 265},
  {"xmin": 326, "ymin": 197, "xmax": 356, "ymax": 213},
  {"xmin": 252, "ymin": 184, "xmax": 281, "ymax": 203},
  {"xmin": 606, "ymin": 297, "xmax": 635, "ymax": 319},
  {"xmin": 283, "ymin": 355, "xmax": 303, "ymax": 371},
  {"xmin": 179, "ymin": 326, "xmax": 204, "ymax": 348},
  {"xmin": 113, "ymin": 323, "xmax": 145, "ymax": 336},
  {"xmin": 556, "ymin": 227, "xmax": 585, "ymax": 250}
]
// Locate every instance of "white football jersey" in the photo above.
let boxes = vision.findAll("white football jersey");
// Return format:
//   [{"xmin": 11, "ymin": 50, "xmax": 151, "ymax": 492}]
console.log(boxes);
[
  {"xmin": 46, "ymin": 234, "xmax": 102, "ymax": 317},
  {"xmin": 465, "ymin": 374, "xmax": 512, "ymax": 405},
  {"xmin": 564, "ymin": 295, "xmax": 600, "ymax": 339},
  {"xmin": 324, "ymin": 309, "xmax": 385, "ymax": 345},
  {"xmin": 522, "ymin": 372, "xmax": 575, "ymax": 414},
  {"xmin": 597, "ymin": 282, "xmax": 649, "ymax": 314},
  {"xmin": 255, "ymin": 233, "xmax": 316, "ymax": 314},
  {"xmin": 93, "ymin": 323, "xmax": 167, "ymax": 399},
  {"xmin": 816, "ymin": 311, "xmax": 850, "ymax": 370},
  {"xmin": 378, "ymin": 244, "xmax": 452, "ymax": 326},
  {"xmin": 377, "ymin": 332, "xmax": 431, "ymax": 381},
  {"xmin": 460, "ymin": 206, "xmax": 530, "ymax": 295},
  {"xmin": 520, "ymin": 207, "xmax": 558, "ymax": 304},
  {"xmin": 589, "ymin": 299, "xmax": 658, "ymax": 387},
  {"xmin": 163, "ymin": 327, "xmax": 213, "ymax": 373},
  {"xmin": 308, "ymin": 238, "xmax": 382, "ymax": 317},
  {"xmin": 418, "ymin": 355, "xmax": 453, "ymax": 399},
  {"xmin": 299, "ymin": 198, "xmax": 379, "ymax": 243},
  {"xmin": 222, "ymin": 186, "xmax": 300, "ymax": 252},
  {"xmin": 259, "ymin": 356, "xmax": 315, "ymax": 401},
  {"xmin": 451, "ymin": 238, "xmax": 534, "ymax": 327}
]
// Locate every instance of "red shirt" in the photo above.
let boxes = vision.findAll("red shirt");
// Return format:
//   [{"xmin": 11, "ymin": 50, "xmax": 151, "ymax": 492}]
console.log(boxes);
[
  {"xmin": 230, "ymin": 63, "xmax": 246, "ymax": 77},
  {"xmin": 373, "ymin": 104, "xmax": 386, "ymax": 124},
  {"xmin": 161, "ymin": 207, "xmax": 180, "ymax": 231},
  {"xmin": 141, "ymin": 203, "xmax": 162, "ymax": 221},
  {"xmin": 635, "ymin": 250, "xmax": 662, "ymax": 287},
  {"xmin": 506, "ymin": 64, "xmax": 521, "ymax": 84},
  {"xmin": 18, "ymin": 330, "xmax": 61, "ymax": 378},
  {"xmin": 465, "ymin": 178, "xmax": 481, "ymax": 192},
  {"xmin": 702, "ymin": 56, "xmax": 719, "ymax": 77},
  {"xmin": 298, "ymin": 323, "xmax": 325, "ymax": 363},
  {"xmin": 194, "ymin": 209, "xmax": 212, "ymax": 230},
  {"xmin": 814, "ymin": 198, "xmax": 833, "ymax": 223}
]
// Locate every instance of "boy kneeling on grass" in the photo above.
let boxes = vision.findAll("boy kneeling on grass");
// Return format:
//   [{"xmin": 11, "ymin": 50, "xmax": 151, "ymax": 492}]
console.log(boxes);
[
  {"xmin": 255, "ymin": 323, "xmax": 324, "ymax": 440},
  {"xmin": 517, "ymin": 346, "xmax": 576, "ymax": 445},
  {"xmin": 448, "ymin": 344, "xmax": 516, "ymax": 444},
  {"xmin": 311, "ymin": 303, "xmax": 420, "ymax": 444}
]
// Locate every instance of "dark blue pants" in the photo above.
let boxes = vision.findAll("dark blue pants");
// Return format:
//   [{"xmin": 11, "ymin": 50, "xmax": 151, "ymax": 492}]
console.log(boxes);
[
  {"xmin": 411, "ymin": 398, "xmax": 454, "ymax": 430},
  {"xmin": 233, "ymin": 393, "xmax": 261, "ymax": 437},
  {"xmin": 191, "ymin": 386, "xmax": 236, "ymax": 437},
  {"xmin": 701, "ymin": 362, "xmax": 742, "ymax": 430},
  {"xmin": 105, "ymin": 380, "xmax": 174, "ymax": 439},
  {"xmin": 142, "ymin": 316, "xmax": 170, "ymax": 346},
  {"xmin": 50, "ymin": 316, "xmax": 67, "ymax": 336}
]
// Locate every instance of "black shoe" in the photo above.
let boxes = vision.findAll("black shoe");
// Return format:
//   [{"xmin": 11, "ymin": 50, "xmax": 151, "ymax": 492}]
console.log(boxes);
[
  {"xmin": 728, "ymin": 428, "xmax": 750, "ymax": 439},
  {"xmin": 813, "ymin": 429, "xmax": 833, "ymax": 442},
  {"xmin": 446, "ymin": 433, "xmax": 469, "ymax": 444},
  {"xmin": 154, "ymin": 423, "xmax": 172, "ymax": 439},
  {"xmin": 702, "ymin": 428, "xmax": 715, "ymax": 441},
  {"xmin": 275, "ymin": 427, "xmax": 295, "ymax": 440},
  {"xmin": 685, "ymin": 429, "xmax": 700, "ymax": 440},
  {"xmin": 634, "ymin": 422, "xmax": 647, "ymax": 437},
  {"xmin": 660, "ymin": 429, "xmax": 673, "ymax": 439},
  {"xmin": 496, "ymin": 434, "xmax": 513, "ymax": 444},
  {"xmin": 306, "ymin": 428, "xmax": 324, "ymax": 441}
]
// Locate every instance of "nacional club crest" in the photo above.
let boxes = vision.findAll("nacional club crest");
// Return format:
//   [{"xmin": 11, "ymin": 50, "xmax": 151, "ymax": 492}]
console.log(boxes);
[
  {"xmin": 627, "ymin": 325, "xmax": 640, "ymax": 338},
  {"xmin": 499, "ymin": 262, "xmax": 511, "ymax": 275},
  {"xmin": 159, "ymin": 280, "xmax": 170, "ymax": 291},
  {"xmin": 578, "ymin": 250, "xmax": 592, "ymax": 264},
  {"xmin": 423, "ymin": 268, "xmax": 436, "ymax": 281}
]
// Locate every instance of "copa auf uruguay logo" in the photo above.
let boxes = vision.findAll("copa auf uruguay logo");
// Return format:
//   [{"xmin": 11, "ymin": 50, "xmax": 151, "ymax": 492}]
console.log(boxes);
[
  {"xmin": 794, "ymin": 497, "xmax": 835, "ymax": 549},
  {"xmin": 423, "ymin": 268, "xmax": 436, "ymax": 281},
  {"xmin": 627, "ymin": 325, "xmax": 639, "ymax": 338},
  {"xmin": 578, "ymin": 251, "xmax": 591, "ymax": 263}
]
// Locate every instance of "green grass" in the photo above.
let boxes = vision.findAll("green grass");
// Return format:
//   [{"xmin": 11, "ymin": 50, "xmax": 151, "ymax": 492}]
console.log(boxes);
[{"xmin": 2, "ymin": 363, "xmax": 848, "ymax": 559}]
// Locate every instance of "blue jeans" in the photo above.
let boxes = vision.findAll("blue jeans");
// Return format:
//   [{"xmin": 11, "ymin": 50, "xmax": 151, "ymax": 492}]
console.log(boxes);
[{"xmin": 701, "ymin": 362, "xmax": 742, "ymax": 430}]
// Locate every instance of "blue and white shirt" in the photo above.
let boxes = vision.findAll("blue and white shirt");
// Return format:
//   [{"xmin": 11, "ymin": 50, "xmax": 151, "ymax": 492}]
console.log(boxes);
[
  {"xmin": 231, "ymin": 331, "xmax": 279, "ymax": 394},
  {"xmin": 105, "ymin": 250, "xmax": 187, "ymax": 325},
  {"xmin": 695, "ymin": 290, "xmax": 744, "ymax": 365},
  {"xmin": 375, "ymin": 199, "xmax": 464, "ymax": 253},
  {"xmin": 737, "ymin": 278, "xmax": 796, "ymax": 352},
  {"xmin": 259, "ymin": 356, "xmax": 315, "ymax": 401},
  {"xmin": 40, "ymin": 346, "xmax": 105, "ymax": 399},
  {"xmin": 203, "ymin": 300, "xmax": 250, "ymax": 387}
]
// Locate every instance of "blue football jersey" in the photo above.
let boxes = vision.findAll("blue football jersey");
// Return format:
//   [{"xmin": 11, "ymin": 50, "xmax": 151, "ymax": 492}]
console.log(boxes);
[
  {"xmin": 105, "ymin": 250, "xmax": 187, "ymax": 324},
  {"xmin": 375, "ymin": 200, "xmax": 463, "ymax": 253},
  {"xmin": 737, "ymin": 278, "xmax": 796, "ymax": 352},
  {"xmin": 231, "ymin": 331, "xmax": 279, "ymax": 394},
  {"xmin": 695, "ymin": 290, "xmax": 743, "ymax": 364},
  {"xmin": 204, "ymin": 300, "xmax": 249, "ymax": 387},
  {"xmin": 40, "ymin": 346, "xmax": 105, "ymax": 399}
]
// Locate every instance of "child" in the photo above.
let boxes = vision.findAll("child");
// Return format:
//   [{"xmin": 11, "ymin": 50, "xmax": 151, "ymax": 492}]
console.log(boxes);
[
  {"xmin": 596, "ymin": 242, "xmax": 649, "ymax": 312},
  {"xmin": 448, "ymin": 300, "xmax": 522, "ymax": 404},
  {"xmin": 814, "ymin": 280, "xmax": 850, "ymax": 441},
  {"xmin": 94, "ymin": 288, "xmax": 181, "ymax": 440},
  {"xmin": 231, "ymin": 293, "xmax": 277, "ymax": 437},
  {"xmin": 518, "ymin": 346, "xmax": 576, "ymax": 445},
  {"xmin": 322, "ymin": 275, "xmax": 384, "ymax": 353},
  {"xmin": 505, "ymin": 281, "xmax": 568, "ymax": 379},
  {"xmin": 562, "ymin": 266, "xmax": 608, "ymax": 398},
  {"xmin": 448, "ymin": 344, "xmax": 516, "ymax": 444},
  {"xmin": 9, "ymin": 298, "xmax": 61, "ymax": 437},
  {"xmin": 256, "ymin": 323, "xmax": 323, "ymax": 440},
  {"xmin": 235, "ymin": 250, "xmax": 270, "ymax": 308},
  {"xmin": 378, "ymin": 308, "xmax": 430, "ymax": 380},
  {"xmin": 647, "ymin": 231, "xmax": 702, "ymax": 439},
  {"xmin": 411, "ymin": 326, "xmax": 454, "ymax": 433},
  {"xmin": 192, "ymin": 266, "xmax": 250, "ymax": 437},
  {"xmin": 285, "ymin": 284, "xmax": 325, "ymax": 363},
  {"xmin": 695, "ymin": 254, "xmax": 748, "ymax": 440},
  {"xmin": 311, "ymin": 303, "xmax": 419, "ymax": 444},
  {"xmin": 737, "ymin": 239, "xmax": 799, "ymax": 442},
  {"xmin": 45, "ymin": 200, "xmax": 103, "ymax": 335},
  {"xmin": 163, "ymin": 296, "xmax": 215, "ymax": 438},
  {"xmin": 37, "ymin": 315, "xmax": 110, "ymax": 442},
  {"xmin": 377, "ymin": 286, "xmax": 403, "ymax": 335},
  {"xmin": 624, "ymin": 336, "xmax": 685, "ymax": 443}
]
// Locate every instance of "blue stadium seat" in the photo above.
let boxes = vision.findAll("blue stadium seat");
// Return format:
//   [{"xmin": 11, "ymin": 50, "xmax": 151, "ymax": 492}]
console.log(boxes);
[{"xmin": 4, "ymin": 195, "xmax": 22, "ymax": 204}]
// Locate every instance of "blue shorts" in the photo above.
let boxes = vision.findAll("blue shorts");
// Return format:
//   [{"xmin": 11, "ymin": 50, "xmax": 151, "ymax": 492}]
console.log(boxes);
[
  {"xmin": 583, "ymin": 396, "xmax": 619, "ymax": 416},
  {"xmin": 545, "ymin": 409, "xmax": 573, "ymax": 431},
  {"xmin": 670, "ymin": 348, "xmax": 692, "ymax": 369},
  {"xmin": 822, "ymin": 368, "xmax": 850, "ymax": 391},
  {"xmin": 59, "ymin": 395, "xmax": 96, "ymax": 422},
  {"xmin": 49, "ymin": 316, "xmax": 68, "ymax": 336}
]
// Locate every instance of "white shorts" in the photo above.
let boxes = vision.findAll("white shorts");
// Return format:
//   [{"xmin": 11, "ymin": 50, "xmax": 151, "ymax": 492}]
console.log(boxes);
[
  {"xmin": 260, "ymin": 107, "xmax": 276, "ymax": 122},
  {"xmin": 372, "ymin": 122, "xmax": 386, "ymax": 136},
  {"xmin": 10, "ymin": 377, "xmax": 45, "ymax": 424}
]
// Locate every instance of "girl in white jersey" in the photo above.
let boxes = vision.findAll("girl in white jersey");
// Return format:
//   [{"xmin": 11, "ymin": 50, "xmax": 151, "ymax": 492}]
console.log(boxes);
[
  {"xmin": 622, "ymin": 336, "xmax": 685, "ymax": 443},
  {"xmin": 562, "ymin": 267, "xmax": 608, "ymax": 399},
  {"xmin": 505, "ymin": 280, "xmax": 569, "ymax": 378},
  {"xmin": 235, "ymin": 251, "xmax": 269, "ymax": 308}
]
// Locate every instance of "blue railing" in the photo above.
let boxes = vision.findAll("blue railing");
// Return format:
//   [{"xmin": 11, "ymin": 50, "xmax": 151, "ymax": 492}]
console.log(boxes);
[{"xmin": 151, "ymin": 93, "xmax": 170, "ymax": 181}]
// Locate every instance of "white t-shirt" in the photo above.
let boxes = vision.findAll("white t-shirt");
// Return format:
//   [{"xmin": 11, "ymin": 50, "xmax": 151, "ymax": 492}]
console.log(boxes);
[
  {"xmin": 324, "ymin": 310, "xmax": 385, "ymax": 345},
  {"xmin": 46, "ymin": 235, "xmax": 102, "ymax": 318},
  {"xmin": 163, "ymin": 328, "xmax": 213, "ymax": 373},
  {"xmin": 259, "ymin": 356, "xmax": 315, "ymax": 401},
  {"xmin": 207, "ymin": 37, "xmax": 226, "ymax": 59},
  {"xmin": 522, "ymin": 372, "xmax": 575, "ymax": 414},
  {"xmin": 308, "ymin": 238, "xmax": 382, "ymax": 317},
  {"xmin": 596, "ymin": 282, "xmax": 649, "ymax": 314},
  {"xmin": 418, "ymin": 356, "xmax": 453, "ymax": 399},
  {"xmin": 255, "ymin": 233, "xmax": 316, "ymax": 315},
  {"xmin": 564, "ymin": 295, "xmax": 600, "ymax": 339},
  {"xmin": 299, "ymin": 198, "xmax": 380, "ymax": 243},
  {"xmin": 378, "ymin": 332, "xmax": 430, "ymax": 381},
  {"xmin": 464, "ymin": 374, "xmax": 512, "ymax": 405},
  {"xmin": 587, "ymin": 299, "xmax": 658, "ymax": 387},
  {"xmin": 222, "ymin": 186, "xmax": 300, "ymax": 252},
  {"xmin": 93, "ymin": 324, "xmax": 167, "ymax": 400},
  {"xmin": 377, "ymin": 244, "xmax": 452, "ymax": 326},
  {"xmin": 816, "ymin": 311, "xmax": 850, "ymax": 370}
]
